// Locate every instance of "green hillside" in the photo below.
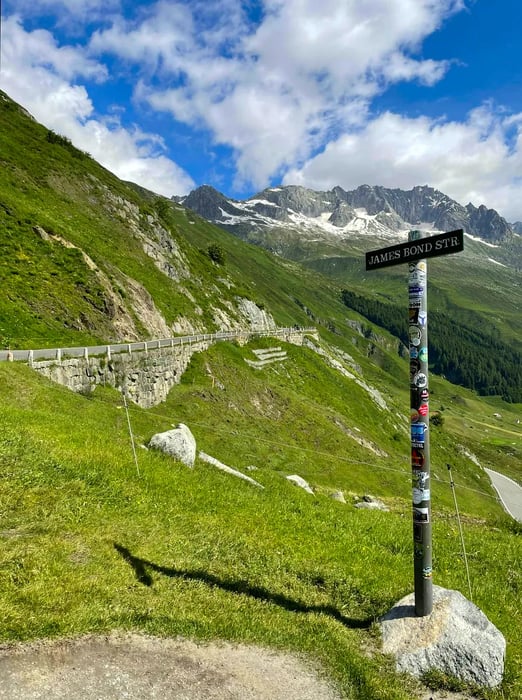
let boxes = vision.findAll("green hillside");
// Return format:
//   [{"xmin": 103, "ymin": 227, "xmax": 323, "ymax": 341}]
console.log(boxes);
[{"xmin": 1, "ymin": 91, "xmax": 521, "ymax": 698}]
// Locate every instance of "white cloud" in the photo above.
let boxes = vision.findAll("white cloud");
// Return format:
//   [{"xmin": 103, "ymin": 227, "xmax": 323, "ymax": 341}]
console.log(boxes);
[
  {"xmin": 0, "ymin": 15, "xmax": 194, "ymax": 196},
  {"xmin": 283, "ymin": 107, "xmax": 522, "ymax": 222},
  {"xmin": 6, "ymin": 0, "xmax": 522, "ymax": 220},
  {"xmin": 91, "ymin": 0, "xmax": 463, "ymax": 189}
]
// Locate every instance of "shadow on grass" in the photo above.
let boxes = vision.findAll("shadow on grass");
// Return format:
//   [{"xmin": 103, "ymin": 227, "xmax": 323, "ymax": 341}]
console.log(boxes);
[{"xmin": 114, "ymin": 543, "xmax": 371, "ymax": 630}]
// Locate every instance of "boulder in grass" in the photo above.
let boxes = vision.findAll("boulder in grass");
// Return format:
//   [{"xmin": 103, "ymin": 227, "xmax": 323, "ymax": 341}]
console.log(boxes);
[
  {"xmin": 380, "ymin": 586, "xmax": 505, "ymax": 688},
  {"xmin": 355, "ymin": 494, "xmax": 389, "ymax": 511},
  {"xmin": 286, "ymin": 474, "xmax": 314, "ymax": 495},
  {"xmin": 149, "ymin": 423, "xmax": 196, "ymax": 467}
]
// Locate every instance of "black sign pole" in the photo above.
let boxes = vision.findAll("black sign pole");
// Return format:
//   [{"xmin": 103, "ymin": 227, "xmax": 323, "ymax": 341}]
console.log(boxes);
[
  {"xmin": 365, "ymin": 228, "xmax": 463, "ymax": 617},
  {"xmin": 409, "ymin": 230, "xmax": 433, "ymax": 616}
]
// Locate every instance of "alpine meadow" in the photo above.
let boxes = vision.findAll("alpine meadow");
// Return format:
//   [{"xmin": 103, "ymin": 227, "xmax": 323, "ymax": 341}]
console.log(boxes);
[{"xmin": 0, "ymin": 91, "xmax": 521, "ymax": 699}]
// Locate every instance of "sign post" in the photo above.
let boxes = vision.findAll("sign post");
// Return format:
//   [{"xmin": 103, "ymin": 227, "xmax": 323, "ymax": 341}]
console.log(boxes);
[{"xmin": 365, "ymin": 228, "xmax": 464, "ymax": 616}]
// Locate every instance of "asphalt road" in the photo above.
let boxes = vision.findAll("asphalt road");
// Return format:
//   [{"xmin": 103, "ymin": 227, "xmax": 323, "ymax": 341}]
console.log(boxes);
[{"xmin": 484, "ymin": 468, "xmax": 522, "ymax": 522}]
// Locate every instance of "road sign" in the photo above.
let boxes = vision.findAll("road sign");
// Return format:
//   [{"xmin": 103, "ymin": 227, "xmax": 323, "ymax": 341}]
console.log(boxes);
[
  {"xmin": 365, "ymin": 229, "xmax": 464, "ymax": 270},
  {"xmin": 365, "ymin": 229, "xmax": 465, "ymax": 617}
]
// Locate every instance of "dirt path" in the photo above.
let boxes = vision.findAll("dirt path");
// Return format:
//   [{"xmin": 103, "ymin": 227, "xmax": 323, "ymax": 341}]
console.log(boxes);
[{"xmin": 0, "ymin": 632, "xmax": 343, "ymax": 700}]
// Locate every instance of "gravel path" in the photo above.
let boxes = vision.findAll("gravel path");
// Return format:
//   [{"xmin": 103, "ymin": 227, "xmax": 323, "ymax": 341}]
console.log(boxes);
[{"xmin": 0, "ymin": 633, "xmax": 343, "ymax": 700}]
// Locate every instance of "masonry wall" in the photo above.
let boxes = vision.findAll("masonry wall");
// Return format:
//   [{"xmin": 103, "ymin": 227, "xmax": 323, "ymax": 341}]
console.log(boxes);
[{"xmin": 30, "ymin": 331, "xmax": 314, "ymax": 408}]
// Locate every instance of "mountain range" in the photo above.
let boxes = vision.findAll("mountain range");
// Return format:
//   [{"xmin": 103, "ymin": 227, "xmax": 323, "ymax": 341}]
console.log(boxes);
[{"xmin": 176, "ymin": 183, "xmax": 516, "ymax": 245}]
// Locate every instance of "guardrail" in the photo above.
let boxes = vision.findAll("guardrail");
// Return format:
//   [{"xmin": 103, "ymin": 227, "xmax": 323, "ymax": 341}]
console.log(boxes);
[{"xmin": 0, "ymin": 327, "xmax": 316, "ymax": 363}]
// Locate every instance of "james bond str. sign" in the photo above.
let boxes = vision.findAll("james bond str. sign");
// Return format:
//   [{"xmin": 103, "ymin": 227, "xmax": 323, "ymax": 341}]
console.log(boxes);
[{"xmin": 365, "ymin": 229, "xmax": 464, "ymax": 270}]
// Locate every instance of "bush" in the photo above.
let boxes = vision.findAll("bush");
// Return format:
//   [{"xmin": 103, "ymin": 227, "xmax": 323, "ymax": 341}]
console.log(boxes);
[{"xmin": 207, "ymin": 244, "xmax": 226, "ymax": 265}]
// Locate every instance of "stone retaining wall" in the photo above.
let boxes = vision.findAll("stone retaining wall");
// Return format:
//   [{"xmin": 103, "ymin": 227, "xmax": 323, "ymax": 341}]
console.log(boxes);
[{"xmin": 31, "ymin": 330, "xmax": 315, "ymax": 407}]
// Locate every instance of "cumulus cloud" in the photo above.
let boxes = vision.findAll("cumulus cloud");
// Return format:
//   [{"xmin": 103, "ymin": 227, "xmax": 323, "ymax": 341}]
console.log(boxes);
[
  {"xmin": 4, "ymin": 0, "xmax": 522, "ymax": 219},
  {"xmin": 283, "ymin": 106, "xmax": 522, "ymax": 222},
  {"xmin": 0, "ymin": 15, "xmax": 194, "ymax": 196},
  {"xmin": 91, "ymin": 0, "xmax": 462, "ymax": 188}
]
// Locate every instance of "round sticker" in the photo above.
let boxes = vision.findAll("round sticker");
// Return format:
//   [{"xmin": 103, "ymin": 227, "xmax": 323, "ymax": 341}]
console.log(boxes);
[
  {"xmin": 418, "ymin": 404, "xmax": 429, "ymax": 416},
  {"xmin": 410, "ymin": 409, "xmax": 420, "ymax": 423},
  {"xmin": 410, "ymin": 347, "xmax": 419, "ymax": 359},
  {"xmin": 409, "ymin": 327, "xmax": 421, "ymax": 346},
  {"xmin": 418, "ymin": 347, "xmax": 428, "ymax": 363},
  {"xmin": 420, "ymin": 389, "xmax": 429, "ymax": 401},
  {"xmin": 413, "ymin": 372, "xmax": 428, "ymax": 388}
]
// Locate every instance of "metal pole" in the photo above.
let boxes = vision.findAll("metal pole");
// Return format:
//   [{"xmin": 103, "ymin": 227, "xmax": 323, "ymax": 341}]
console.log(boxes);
[
  {"xmin": 409, "ymin": 230, "xmax": 433, "ymax": 616},
  {"xmin": 122, "ymin": 389, "xmax": 140, "ymax": 478}
]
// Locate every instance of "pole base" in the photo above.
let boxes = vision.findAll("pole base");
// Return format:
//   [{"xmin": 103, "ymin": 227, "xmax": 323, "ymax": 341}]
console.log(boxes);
[{"xmin": 379, "ymin": 586, "xmax": 505, "ymax": 688}]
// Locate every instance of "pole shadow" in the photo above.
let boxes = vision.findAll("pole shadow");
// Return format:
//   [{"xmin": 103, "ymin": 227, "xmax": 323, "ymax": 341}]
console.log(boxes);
[{"xmin": 114, "ymin": 543, "xmax": 372, "ymax": 630}]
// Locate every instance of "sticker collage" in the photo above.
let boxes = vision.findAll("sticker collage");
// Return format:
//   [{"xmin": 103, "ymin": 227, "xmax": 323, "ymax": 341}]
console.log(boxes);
[{"xmin": 409, "ymin": 260, "xmax": 432, "ymax": 581}]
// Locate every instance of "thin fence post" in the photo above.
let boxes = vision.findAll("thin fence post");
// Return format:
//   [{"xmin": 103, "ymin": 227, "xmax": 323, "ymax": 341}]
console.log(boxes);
[
  {"xmin": 122, "ymin": 389, "xmax": 140, "ymax": 478},
  {"xmin": 447, "ymin": 464, "xmax": 473, "ymax": 601}
]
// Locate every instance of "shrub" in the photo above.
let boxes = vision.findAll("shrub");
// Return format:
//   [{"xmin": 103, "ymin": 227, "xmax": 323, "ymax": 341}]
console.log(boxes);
[{"xmin": 207, "ymin": 244, "xmax": 226, "ymax": 265}]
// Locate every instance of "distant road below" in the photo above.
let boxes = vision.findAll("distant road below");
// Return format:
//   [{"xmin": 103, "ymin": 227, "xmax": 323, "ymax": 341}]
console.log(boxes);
[{"xmin": 484, "ymin": 468, "xmax": 522, "ymax": 522}]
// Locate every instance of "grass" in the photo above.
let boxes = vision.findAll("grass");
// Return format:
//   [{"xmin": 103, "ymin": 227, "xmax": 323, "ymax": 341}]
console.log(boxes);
[
  {"xmin": 1, "ymin": 89, "xmax": 521, "ymax": 697},
  {"xmin": 1, "ymin": 350, "xmax": 521, "ymax": 699}
]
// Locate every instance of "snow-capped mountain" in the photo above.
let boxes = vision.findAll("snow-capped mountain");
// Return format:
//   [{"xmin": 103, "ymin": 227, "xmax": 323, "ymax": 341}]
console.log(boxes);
[{"xmin": 176, "ymin": 184, "xmax": 514, "ymax": 245}]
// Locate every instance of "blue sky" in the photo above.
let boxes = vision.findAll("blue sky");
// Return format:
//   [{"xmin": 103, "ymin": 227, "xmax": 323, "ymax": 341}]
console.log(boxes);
[{"xmin": 2, "ymin": 1, "xmax": 522, "ymax": 221}]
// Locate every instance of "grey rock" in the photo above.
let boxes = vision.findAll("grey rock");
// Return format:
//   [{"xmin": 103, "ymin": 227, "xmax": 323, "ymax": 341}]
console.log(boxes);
[
  {"xmin": 355, "ymin": 495, "xmax": 389, "ymax": 511},
  {"xmin": 286, "ymin": 474, "xmax": 314, "ymax": 495},
  {"xmin": 329, "ymin": 491, "xmax": 346, "ymax": 503},
  {"xmin": 149, "ymin": 423, "xmax": 196, "ymax": 467},
  {"xmin": 199, "ymin": 452, "xmax": 264, "ymax": 488},
  {"xmin": 380, "ymin": 586, "xmax": 505, "ymax": 688}
]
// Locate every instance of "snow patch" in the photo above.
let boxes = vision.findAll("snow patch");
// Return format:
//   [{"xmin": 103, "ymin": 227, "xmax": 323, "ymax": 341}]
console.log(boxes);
[{"xmin": 464, "ymin": 233, "xmax": 499, "ymax": 248}]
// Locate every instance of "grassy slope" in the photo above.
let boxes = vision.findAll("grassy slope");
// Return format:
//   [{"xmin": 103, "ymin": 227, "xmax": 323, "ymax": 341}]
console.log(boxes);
[
  {"xmin": 0, "ymin": 357, "xmax": 520, "ymax": 700},
  {"xmin": 1, "ymin": 92, "xmax": 521, "ymax": 697}
]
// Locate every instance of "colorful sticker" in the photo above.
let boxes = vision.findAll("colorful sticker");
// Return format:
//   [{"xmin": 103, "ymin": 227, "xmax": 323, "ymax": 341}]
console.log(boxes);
[
  {"xmin": 413, "ymin": 507, "xmax": 430, "ymax": 523},
  {"xmin": 411, "ymin": 422, "xmax": 427, "ymax": 446},
  {"xmin": 409, "ymin": 327, "xmax": 422, "ymax": 346},
  {"xmin": 410, "ymin": 409, "xmax": 420, "ymax": 423},
  {"xmin": 420, "ymin": 389, "xmax": 429, "ymax": 401},
  {"xmin": 409, "ymin": 285, "xmax": 424, "ymax": 297},
  {"xmin": 422, "ymin": 566, "xmax": 433, "ymax": 579},
  {"xmin": 410, "ymin": 347, "xmax": 419, "ymax": 359},
  {"xmin": 418, "ymin": 347, "xmax": 428, "ymax": 363},
  {"xmin": 412, "ymin": 449, "xmax": 425, "ymax": 468},
  {"xmin": 418, "ymin": 404, "xmax": 429, "ymax": 417},
  {"xmin": 413, "ymin": 372, "xmax": 428, "ymax": 388},
  {"xmin": 409, "ymin": 308, "xmax": 419, "ymax": 324}
]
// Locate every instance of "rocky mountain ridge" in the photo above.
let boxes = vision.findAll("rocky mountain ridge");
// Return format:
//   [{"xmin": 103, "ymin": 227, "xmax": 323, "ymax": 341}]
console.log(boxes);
[{"xmin": 177, "ymin": 184, "xmax": 514, "ymax": 244}]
